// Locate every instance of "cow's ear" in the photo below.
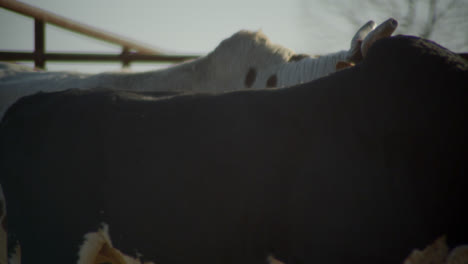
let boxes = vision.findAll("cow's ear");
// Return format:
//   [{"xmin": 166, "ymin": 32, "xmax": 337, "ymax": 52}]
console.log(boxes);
[{"xmin": 336, "ymin": 61, "xmax": 355, "ymax": 71}]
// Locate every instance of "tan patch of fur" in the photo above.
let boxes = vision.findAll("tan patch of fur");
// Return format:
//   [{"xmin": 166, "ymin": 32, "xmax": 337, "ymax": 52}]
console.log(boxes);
[
  {"xmin": 267, "ymin": 255, "xmax": 285, "ymax": 264},
  {"xmin": 78, "ymin": 224, "xmax": 154, "ymax": 264},
  {"xmin": 336, "ymin": 61, "xmax": 355, "ymax": 71}
]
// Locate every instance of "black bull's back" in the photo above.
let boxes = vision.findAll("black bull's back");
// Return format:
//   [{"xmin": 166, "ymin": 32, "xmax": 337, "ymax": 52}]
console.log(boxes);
[{"xmin": 0, "ymin": 36, "xmax": 467, "ymax": 263}]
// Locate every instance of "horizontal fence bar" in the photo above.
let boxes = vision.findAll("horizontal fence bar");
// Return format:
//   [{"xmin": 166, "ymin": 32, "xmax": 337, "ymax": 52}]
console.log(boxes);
[
  {"xmin": 0, "ymin": 52, "xmax": 199, "ymax": 63},
  {"xmin": 0, "ymin": 0, "xmax": 163, "ymax": 55},
  {"xmin": 2, "ymin": 51, "xmax": 465, "ymax": 65}
]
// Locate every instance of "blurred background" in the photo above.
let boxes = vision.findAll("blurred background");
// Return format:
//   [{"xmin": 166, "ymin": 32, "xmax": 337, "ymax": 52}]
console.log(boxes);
[{"xmin": 1, "ymin": 0, "xmax": 467, "ymax": 73}]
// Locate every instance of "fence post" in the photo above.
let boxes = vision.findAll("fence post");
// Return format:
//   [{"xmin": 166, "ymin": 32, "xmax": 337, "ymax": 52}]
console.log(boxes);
[
  {"xmin": 34, "ymin": 19, "xmax": 45, "ymax": 69},
  {"xmin": 121, "ymin": 47, "xmax": 130, "ymax": 69}
]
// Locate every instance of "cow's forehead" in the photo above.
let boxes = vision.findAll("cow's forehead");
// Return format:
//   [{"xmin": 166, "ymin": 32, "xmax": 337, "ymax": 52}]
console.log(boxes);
[{"xmin": 212, "ymin": 30, "xmax": 295, "ymax": 63}]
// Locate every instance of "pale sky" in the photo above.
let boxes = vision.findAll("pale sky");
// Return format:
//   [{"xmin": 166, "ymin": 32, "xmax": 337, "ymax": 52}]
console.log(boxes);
[
  {"xmin": 0, "ymin": 0, "xmax": 366, "ymax": 72},
  {"xmin": 1, "ymin": 0, "xmax": 463, "ymax": 73}
]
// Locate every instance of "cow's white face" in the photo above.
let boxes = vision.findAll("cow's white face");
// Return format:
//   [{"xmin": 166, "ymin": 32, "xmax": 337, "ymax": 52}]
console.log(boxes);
[
  {"xmin": 202, "ymin": 18, "xmax": 398, "ymax": 92},
  {"xmin": 204, "ymin": 30, "xmax": 296, "ymax": 91}
]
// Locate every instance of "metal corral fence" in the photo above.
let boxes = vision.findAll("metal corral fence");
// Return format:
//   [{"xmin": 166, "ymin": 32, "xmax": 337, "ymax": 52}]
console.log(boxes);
[{"xmin": 0, "ymin": 0, "xmax": 199, "ymax": 69}]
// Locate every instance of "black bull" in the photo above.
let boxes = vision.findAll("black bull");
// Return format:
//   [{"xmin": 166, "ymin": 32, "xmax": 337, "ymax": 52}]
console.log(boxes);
[{"xmin": 1, "ymin": 36, "xmax": 467, "ymax": 264}]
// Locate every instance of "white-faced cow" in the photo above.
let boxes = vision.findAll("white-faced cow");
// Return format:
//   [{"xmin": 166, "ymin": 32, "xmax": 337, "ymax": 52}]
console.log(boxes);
[
  {"xmin": 0, "ymin": 35, "xmax": 467, "ymax": 264},
  {"xmin": 0, "ymin": 19, "xmax": 398, "ymax": 120}
]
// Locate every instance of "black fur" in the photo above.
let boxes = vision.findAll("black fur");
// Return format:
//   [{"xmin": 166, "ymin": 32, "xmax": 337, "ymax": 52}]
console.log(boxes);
[{"xmin": 1, "ymin": 36, "xmax": 467, "ymax": 264}]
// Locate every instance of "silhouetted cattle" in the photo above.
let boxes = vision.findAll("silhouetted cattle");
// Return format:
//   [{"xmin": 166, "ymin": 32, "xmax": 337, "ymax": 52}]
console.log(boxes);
[
  {"xmin": 0, "ymin": 35, "xmax": 467, "ymax": 264},
  {"xmin": 0, "ymin": 19, "xmax": 398, "ymax": 120}
]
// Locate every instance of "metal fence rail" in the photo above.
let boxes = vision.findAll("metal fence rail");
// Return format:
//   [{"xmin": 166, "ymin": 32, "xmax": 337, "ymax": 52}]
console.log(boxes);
[{"xmin": 0, "ymin": 0, "xmax": 199, "ymax": 69}]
